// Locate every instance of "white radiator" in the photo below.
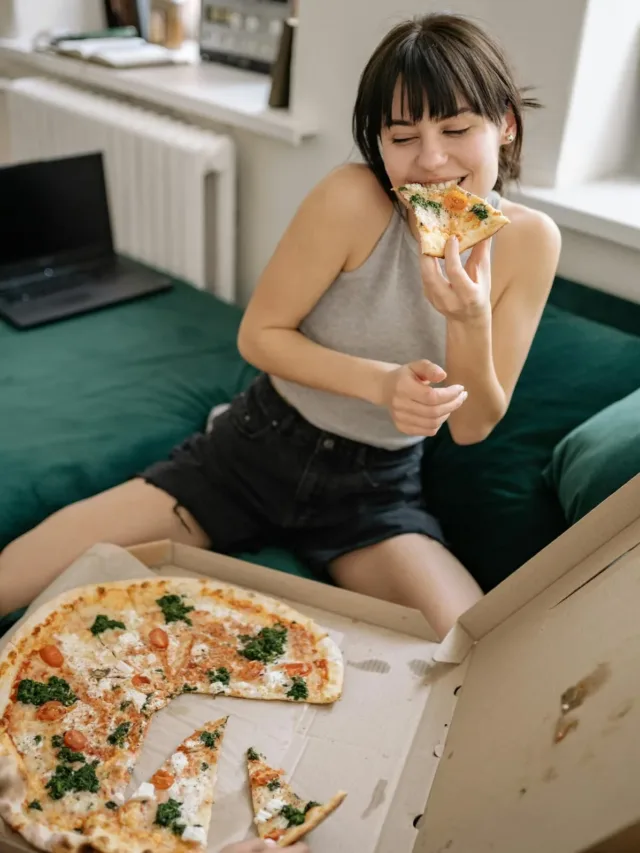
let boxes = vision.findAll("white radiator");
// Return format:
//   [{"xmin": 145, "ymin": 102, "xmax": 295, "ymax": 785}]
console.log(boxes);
[{"xmin": 5, "ymin": 76, "xmax": 236, "ymax": 301}]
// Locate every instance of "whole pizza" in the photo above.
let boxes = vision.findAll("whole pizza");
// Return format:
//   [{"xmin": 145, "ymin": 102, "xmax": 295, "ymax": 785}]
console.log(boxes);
[{"xmin": 0, "ymin": 577, "xmax": 344, "ymax": 852}]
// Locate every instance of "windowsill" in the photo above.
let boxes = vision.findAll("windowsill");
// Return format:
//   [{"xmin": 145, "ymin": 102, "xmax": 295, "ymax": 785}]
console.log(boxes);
[
  {"xmin": 0, "ymin": 39, "xmax": 317, "ymax": 146},
  {"xmin": 511, "ymin": 177, "xmax": 640, "ymax": 252}
]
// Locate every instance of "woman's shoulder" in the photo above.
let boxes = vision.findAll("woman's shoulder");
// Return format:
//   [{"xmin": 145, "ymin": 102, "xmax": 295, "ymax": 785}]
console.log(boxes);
[
  {"xmin": 304, "ymin": 164, "xmax": 395, "ymax": 271},
  {"xmin": 499, "ymin": 198, "xmax": 560, "ymax": 245},
  {"xmin": 317, "ymin": 162, "xmax": 393, "ymax": 208},
  {"xmin": 492, "ymin": 197, "xmax": 561, "ymax": 299}
]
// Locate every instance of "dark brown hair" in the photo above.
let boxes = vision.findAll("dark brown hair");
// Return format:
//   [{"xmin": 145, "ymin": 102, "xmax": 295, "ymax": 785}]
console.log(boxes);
[{"xmin": 352, "ymin": 14, "xmax": 541, "ymax": 197}]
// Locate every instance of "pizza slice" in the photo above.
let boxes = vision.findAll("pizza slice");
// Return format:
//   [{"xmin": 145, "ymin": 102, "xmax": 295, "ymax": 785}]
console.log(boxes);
[
  {"xmin": 0, "ymin": 605, "xmax": 151, "ymax": 833},
  {"xmin": 246, "ymin": 748, "xmax": 346, "ymax": 847},
  {"xmin": 83, "ymin": 717, "xmax": 228, "ymax": 853},
  {"xmin": 168, "ymin": 579, "xmax": 343, "ymax": 705},
  {"xmin": 394, "ymin": 181, "xmax": 510, "ymax": 258}
]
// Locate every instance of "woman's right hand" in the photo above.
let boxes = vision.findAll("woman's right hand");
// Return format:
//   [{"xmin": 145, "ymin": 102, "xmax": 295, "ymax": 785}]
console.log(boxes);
[{"xmin": 381, "ymin": 360, "xmax": 468, "ymax": 437}]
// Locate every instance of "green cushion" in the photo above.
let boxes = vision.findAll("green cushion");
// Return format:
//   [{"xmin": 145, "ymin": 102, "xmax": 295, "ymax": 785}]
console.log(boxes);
[
  {"xmin": 0, "ymin": 282, "xmax": 255, "ymax": 548},
  {"xmin": 544, "ymin": 388, "xmax": 640, "ymax": 523},
  {"xmin": 421, "ymin": 304, "xmax": 640, "ymax": 592}
]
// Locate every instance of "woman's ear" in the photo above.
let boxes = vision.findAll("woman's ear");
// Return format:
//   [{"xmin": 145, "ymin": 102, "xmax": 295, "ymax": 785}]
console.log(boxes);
[{"xmin": 501, "ymin": 107, "xmax": 517, "ymax": 144}]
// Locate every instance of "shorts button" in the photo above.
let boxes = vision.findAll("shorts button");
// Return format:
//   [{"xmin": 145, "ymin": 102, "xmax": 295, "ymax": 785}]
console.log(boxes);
[
  {"xmin": 272, "ymin": 420, "xmax": 279, "ymax": 427},
  {"xmin": 322, "ymin": 438, "xmax": 335, "ymax": 450},
  {"xmin": 244, "ymin": 414, "xmax": 250, "ymax": 422}
]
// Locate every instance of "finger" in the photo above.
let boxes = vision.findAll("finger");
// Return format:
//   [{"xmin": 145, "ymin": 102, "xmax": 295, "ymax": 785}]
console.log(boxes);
[
  {"xmin": 443, "ymin": 236, "xmax": 466, "ymax": 283},
  {"xmin": 405, "ymin": 383, "xmax": 465, "ymax": 407},
  {"xmin": 407, "ymin": 360, "xmax": 447, "ymax": 384},
  {"xmin": 395, "ymin": 417, "xmax": 447, "ymax": 437},
  {"xmin": 420, "ymin": 254, "xmax": 449, "ymax": 290},
  {"xmin": 400, "ymin": 391, "xmax": 467, "ymax": 419},
  {"xmin": 466, "ymin": 236, "xmax": 491, "ymax": 274}
]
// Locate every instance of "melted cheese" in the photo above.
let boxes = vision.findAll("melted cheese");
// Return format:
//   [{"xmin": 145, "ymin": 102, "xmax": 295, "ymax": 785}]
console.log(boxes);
[
  {"xmin": 14, "ymin": 734, "xmax": 44, "ymax": 755},
  {"xmin": 124, "ymin": 688, "xmax": 148, "ymax": 712},
  {"xmin": 264, "ymin": 669, "xmax": 287, "ymax": 689},
  {"xmin": 167, "ymin": 775, "xmax": 209, "ymax": 825},
  {"xmin": 171, "ymin": 752, "xmax": 188, "ymax": 774},
  {"xmin": 255, "ymin": 809, "xmax": 271, "ymax": 824},
  {"xmin": 190, "ymin": 643, "xmax": 209, "ymax": 662},
  {"xmin": 182, "ymin": 826, "xmax": 207, "ymax": 844},
  {"xmin": 131, "ymin": 782, "xmax": 156, "ymax": 801}
]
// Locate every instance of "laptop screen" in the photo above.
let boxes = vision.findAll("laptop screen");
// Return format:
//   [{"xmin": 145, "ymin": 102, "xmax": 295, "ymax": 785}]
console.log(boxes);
[{"xmin": 0, "ymin": 152, "xmax": 114, "ymax": 279}]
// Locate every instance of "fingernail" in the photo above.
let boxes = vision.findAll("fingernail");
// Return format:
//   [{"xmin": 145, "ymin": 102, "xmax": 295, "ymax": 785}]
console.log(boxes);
[
  {"xmin": 461, "ymin": 391, "xmax": 468, "ymax": 401},
  {"xmin": 453, "ymin": 385, "xmax": 465, "ymax": 393}
]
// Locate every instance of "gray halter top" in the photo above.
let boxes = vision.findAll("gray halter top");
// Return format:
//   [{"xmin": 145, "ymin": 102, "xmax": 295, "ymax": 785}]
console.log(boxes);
[{"xmin": 271, "ymin": 191, "xmax": 501, "ymax": 450}]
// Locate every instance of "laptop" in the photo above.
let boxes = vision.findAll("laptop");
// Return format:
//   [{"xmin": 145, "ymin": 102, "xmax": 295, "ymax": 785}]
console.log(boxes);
[{"xmin": 0, "ymin": 152, "xmax": 173, "ymax": 329}]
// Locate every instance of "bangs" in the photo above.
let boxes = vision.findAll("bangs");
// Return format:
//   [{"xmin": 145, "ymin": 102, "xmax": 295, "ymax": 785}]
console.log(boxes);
[{"xmin": 377, "ymin": 32, "xmax": 508, "ymax": 128}]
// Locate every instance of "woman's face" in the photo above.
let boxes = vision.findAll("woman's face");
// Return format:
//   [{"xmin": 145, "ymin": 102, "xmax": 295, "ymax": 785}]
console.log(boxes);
[{"xmin": 380, "ymin": 82, "xmax": 513, "ymax": 200}]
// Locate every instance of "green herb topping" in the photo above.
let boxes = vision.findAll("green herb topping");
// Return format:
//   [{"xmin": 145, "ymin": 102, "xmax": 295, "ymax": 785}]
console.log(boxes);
[
  {"xmin": 90, "ymin": 615, "xmax": 126, "ymax": 636},
  {"xmin": 239, "ymin": 625, "xmax": 287, "ymax": 664},
  {"xmin": 286, "ymin": 677, "xmax": 308, "ymax": 701},
  {"xmin": 105, "ymin": 801, "xmax": 118, "ymax": 810},
  {"xmin": 207, "ymin": 667, "xmax": 231, "ymax": 686},
  {"xmin": 280, "ymin": 805, "xmax": 306, "ymax": 827},
  {"xmin": 107, "ymin": 723, "xmax": 130, "ymax": 748},
  {"xmin": 199, "ymin": 730, "xmax": 219, "ymax": 749},
  {"xmin": 28, "ymin": 800, "xmax": 42, "ymax": 811},
  {"xmin": 470, "ymin": 203, "xmax": 489, "ymax": 220},
  {"xmin": 156, "ymin": 595, "xmax": 194, "ymax": 625},
  {"xmin": 46, "ymin": 761, "xmax": 100, "ymax": 800},
  {"xmin": 57, "ymin": 747, "xmax": 85, "ymax": 765},
  {"xmin": 17, "ymin": 677, "xmax": 76, "ymax": 707},
  {"xmin": 267, "ymin": 780, "xmax": 281, "ymax": 792},
  {"xmin": 410, "ymin": 194, "xmax": 442, "ymax": 214},
  {"xmin": 51, "ymin": 735, "xmax": 64, "ymax": 748},
  {"xmin": 247, "ymin": 748, "xmax": 261, "ymax": 762},
  {"xmin": 154, "ymin": 799, "xmax": 185, "ymax": 836}
]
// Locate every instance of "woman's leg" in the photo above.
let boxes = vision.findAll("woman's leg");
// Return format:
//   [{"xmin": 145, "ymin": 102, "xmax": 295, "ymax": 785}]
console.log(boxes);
[
  {"xmin": 0, "ymin": 479, "xmax": 210, "ymax": 616},
  {"xmin": 330, "ymin": 533, "xmax": 483, "ymax": 640}
]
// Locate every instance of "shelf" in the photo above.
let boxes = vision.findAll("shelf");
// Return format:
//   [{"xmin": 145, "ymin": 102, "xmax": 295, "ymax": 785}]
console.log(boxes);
[
  {"xmin": 0, "ymin": 39, "xmax": 316, "ymax": 146},
  {"xmin": 511, "ymin": 177, "xmax": 640, "ymax": 252}
]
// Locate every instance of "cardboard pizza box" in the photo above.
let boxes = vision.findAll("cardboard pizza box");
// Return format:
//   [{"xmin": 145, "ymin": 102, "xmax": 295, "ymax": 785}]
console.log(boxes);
[{"xmin": 1, "ymin": 473, "xmax": 639, "ymax": 853}]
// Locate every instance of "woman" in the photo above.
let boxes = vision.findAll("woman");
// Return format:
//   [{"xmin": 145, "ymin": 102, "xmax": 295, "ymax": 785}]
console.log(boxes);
[{"xmin": 0, "ymin": 14, "xmax": 560, "ymax": 638}]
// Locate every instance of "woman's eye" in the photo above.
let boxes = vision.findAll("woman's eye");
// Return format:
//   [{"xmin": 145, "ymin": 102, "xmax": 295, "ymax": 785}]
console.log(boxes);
[
  {"xmin": 392, "ymin": 137, "xmax": 417, "ymax": 145},
  {"xmin": 444, "ymin": 127, "xmax": 471, "ymax": 137}
]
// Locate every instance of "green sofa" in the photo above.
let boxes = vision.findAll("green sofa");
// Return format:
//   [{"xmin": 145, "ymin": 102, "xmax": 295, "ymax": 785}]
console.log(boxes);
[{"xmin": 1, "ymin": 274, "xmax": 639, "ymax": 637}]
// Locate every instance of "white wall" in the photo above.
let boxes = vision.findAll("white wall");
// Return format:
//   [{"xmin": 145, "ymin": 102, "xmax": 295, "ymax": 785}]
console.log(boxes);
[
  {"xmin": 555, "ymin": 0, "xmax": 640, "ymax": 185},
  {"xmin": 0, "ymin": 0, "xmax": 104, "ymax": 40}
]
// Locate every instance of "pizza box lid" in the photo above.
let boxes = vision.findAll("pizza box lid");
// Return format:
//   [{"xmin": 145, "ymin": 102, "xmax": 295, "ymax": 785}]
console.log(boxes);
[
  {"xmin": 1, "ymin": 474, "xmax": 639, "ymax": 853},
  {"xmin": 407, "ymin": 473, "xmax": 640, "ymax": 853}
]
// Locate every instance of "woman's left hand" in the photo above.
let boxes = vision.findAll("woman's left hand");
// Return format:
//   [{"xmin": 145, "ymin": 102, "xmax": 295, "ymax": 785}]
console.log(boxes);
[{"xmin": 420, "ymin": 236, "xmax": 492, "ymax": 322}]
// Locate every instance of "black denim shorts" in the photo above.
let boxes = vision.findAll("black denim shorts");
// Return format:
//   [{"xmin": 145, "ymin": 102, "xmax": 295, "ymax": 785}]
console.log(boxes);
[{"xmin": 142, "ymin": 374, "xmax": 445, "ymax": 576}]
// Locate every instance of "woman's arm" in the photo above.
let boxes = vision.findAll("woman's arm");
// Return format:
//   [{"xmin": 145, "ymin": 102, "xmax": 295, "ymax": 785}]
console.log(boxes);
[{"xmin": 420, "ymin": 209, "xmax": 561, "ymax": 445}]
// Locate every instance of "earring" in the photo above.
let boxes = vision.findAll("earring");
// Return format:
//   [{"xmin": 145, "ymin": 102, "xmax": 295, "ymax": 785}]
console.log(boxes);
[{"xmin": 506, "ymin": 132, "xmax": 515, "ymax": 143}]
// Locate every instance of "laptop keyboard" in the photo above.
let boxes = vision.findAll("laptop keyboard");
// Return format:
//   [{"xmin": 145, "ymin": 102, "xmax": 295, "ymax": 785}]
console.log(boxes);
[{"xmin": 1, "ymin": 266, "xmax": 117, "ymax": 304}]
